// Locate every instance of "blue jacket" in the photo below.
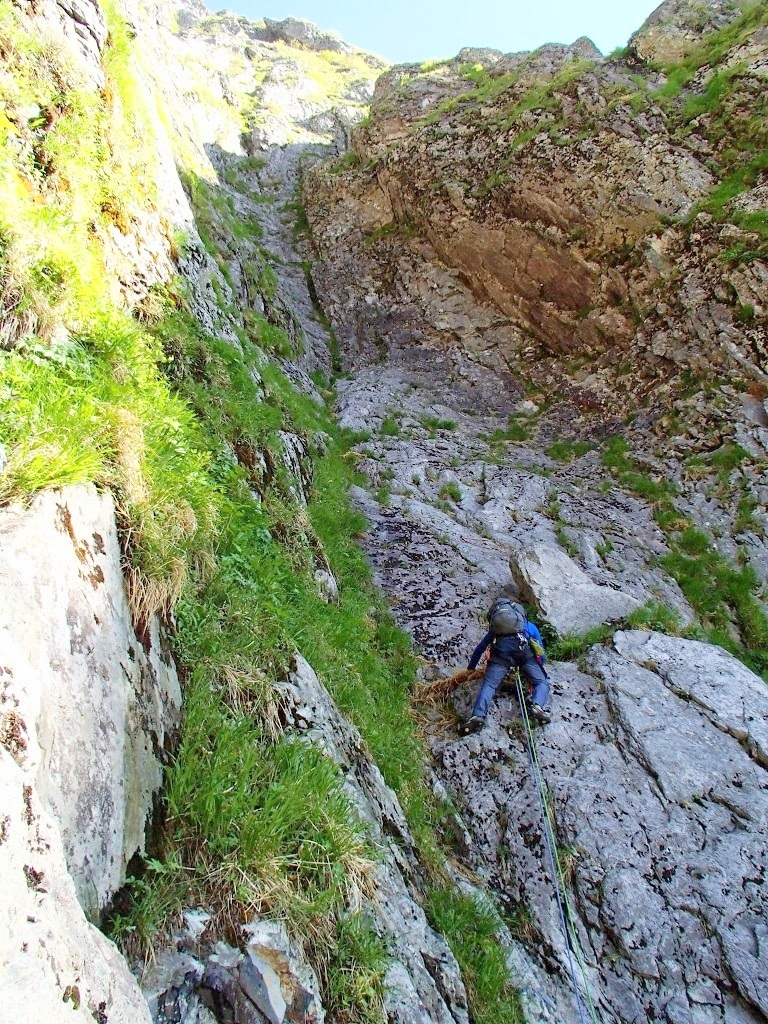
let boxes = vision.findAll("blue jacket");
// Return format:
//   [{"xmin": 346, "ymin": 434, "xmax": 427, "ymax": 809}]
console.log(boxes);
[{"xmin": 468, "ymin": 621, "xmax": 546, "ymax": 670}]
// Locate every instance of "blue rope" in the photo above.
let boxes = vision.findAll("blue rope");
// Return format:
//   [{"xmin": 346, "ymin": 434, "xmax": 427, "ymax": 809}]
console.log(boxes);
[{"xmin": 515, "ymin": 674, "xmax": 592, "ymax": 1024}]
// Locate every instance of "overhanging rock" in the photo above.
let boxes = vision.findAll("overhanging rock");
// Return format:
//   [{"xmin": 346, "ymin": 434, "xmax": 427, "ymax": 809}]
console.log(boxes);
[{"xmin": 510, "ymin": 544, "xmax": 641, "ymax": 635}]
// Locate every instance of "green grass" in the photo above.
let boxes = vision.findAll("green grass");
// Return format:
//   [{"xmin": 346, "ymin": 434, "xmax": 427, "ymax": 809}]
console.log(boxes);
[
  {"xmin": 660, "ymin": 529, "xmax": 768, "ymax": 676},
  {"xmin": 625, "ymin": 601, "xmax": 683, "ymax": 635},
  {"xmin": 438, "ymin": 481, "xmax": 462, "ymax": 503},
  {"xmin": 545, "ymin": 623, "xmax": 615, "ymax": 662},
  {"xmin": 547, "ymin": 440, "xmax": 595, "ymax": 462},
  {"xmin": 103, "ymin": 300, "xmax": 434, "ymax": 1019},
  {"xmin": 420, "ymin": 415, "xmax": 457, "ymax": 436},
  {"xmin": 484, "ymin": 417, "xmax": 532, "ymax": 446},
  {"xmin": 425, "ymin": 887, "xmax": 523, "ymax": 1024},
  {"xmin": 0, "ymin": 7, "xmax": 530, "ymax": 1015},
  {"xmin": 600, "ymin": 437, "xmax": 678, "ymax": 502},
  {"xmin": 380, "ymin": 415, "xmax": 402, "ymax": 436},
  {"xmin": 599, "ymin": 439, "xmax": 768, "ymax": 680},
  {"xmin": 0, "ymin": 11, "xmax": 426, "ymax": 1018}
]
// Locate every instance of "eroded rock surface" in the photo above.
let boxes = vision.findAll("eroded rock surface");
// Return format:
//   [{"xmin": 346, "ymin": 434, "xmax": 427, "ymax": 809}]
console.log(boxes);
[
  {"xmin": 0, "ymin": 485, "xmax": 181, "ymax": 916},
  {"xmin": 0, "ymin": 486, "xmax": 176, "ymax": 1021},
  {"xmin": 332, "ymin": 330, "xmax": 767, "ymax": 1023}
]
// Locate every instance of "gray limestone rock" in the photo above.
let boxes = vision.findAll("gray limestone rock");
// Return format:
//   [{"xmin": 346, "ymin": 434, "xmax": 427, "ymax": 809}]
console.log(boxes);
[
  {"xmin": 243, "ymin": 919, "xmax": 324, "ymax": 1024},
  {"xmin": 0, "ymin": 748, "xmax": 153, "ymax": 1024},
  {"xmin": 239, "ymin": 952, "xmax": 287, "ymax": 1024},
  {"xmin": 435, "ymin": 632, "xmax": 768, "ymax": 1023},
  {"xmin": 0, "ymin": 486, "xmax": 181, "ymax": 917},
  {"xmin": 141, "ymin": 951, "xmax": 205, "ymax": 1023},
  {"xmin": 510, "ymin": 544, "xmax": 642, "ymax": 635}
]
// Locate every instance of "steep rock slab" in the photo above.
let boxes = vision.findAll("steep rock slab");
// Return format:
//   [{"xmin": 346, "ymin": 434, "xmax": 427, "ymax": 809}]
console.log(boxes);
[
  {"xmin": 510, "ymin": 544, "xmax": 641, "ymax": 634},
  {"xmin": 0, "ymin": 485, "xmax": 181, "ymax": 916},
  {"xmin": 435, "ymin": 631, "xmax": 768, "ymax": 1023},
  {"xmin": 0, "ymin": 748, "xmax": 152, "ymax": 1024},
  {"xmin": 612, "ymin": 629, "xmax": 768, "ymax": 766}
]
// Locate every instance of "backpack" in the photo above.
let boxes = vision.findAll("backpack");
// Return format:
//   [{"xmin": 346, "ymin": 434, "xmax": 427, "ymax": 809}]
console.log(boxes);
[{"xmin": 488, "ymin": 598, "xmax": 528, "ymax": 637}]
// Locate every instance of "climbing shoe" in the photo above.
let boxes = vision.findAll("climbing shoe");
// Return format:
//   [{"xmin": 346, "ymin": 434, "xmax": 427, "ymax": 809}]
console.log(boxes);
[
  {"xmin": 530, "ymin": 704, "xmax": 551, "ymax": 725},
  {"xmin": 458, "ymin": 715, "xmax": 485, "ymax": 736}
]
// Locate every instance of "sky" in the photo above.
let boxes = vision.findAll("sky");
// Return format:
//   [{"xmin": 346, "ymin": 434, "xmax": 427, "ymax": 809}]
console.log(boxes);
[{"xmin": 217, "ymin": 0, "xmax": 665, "ymax": 63}]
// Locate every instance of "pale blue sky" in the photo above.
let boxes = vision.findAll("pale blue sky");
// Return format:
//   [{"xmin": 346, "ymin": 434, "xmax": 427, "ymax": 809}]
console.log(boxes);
[{"xmin": 217, "ymin": 0, "xmax": 664, "ymax": 63}]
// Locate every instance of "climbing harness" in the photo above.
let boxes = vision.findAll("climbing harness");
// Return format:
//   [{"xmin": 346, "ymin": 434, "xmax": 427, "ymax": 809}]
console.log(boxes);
[{"xmin": 514, "ymin": 672, "xmax": 603, "ymax": 1024}]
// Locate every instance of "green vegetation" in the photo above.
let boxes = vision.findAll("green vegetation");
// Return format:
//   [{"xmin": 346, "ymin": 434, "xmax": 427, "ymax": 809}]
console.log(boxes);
[
  {"xmin": 660, "ymin": 528, "xmax": 768, "ymax": 676},
  {"xmin": 600, "ymin": 437, "xmax": 678, "ymax": 503},
  {"xmin": 483, "ymin": 417, "xmax": 533, "ymax": 450},
  {"xmin": 641, "ymin": 3, "xmax": 768, "ymax": 253},
  {"xmin": 438, "ymin": 481, "xmax": 462, "ymax": 503},
  {"xmin": 599, "ymin": 437, "xmax": 768, "ymax": 680},
  {"xmin": 420, "ymin": 55, "xmax": 593, "ymax": 138},
  {"xmin": 420, "ymin": 414, "xmax": 458, "ymax": 436},
  {"xmin": 547, "ymin": 440, "xmax": 596, "ymax": 462},
  {"xmin": 426, "ymin": 887, "xmax": 524, "ymax": 1024},
  {"xmin": 380, "ymin": 414, "xmax": 402, "ymax": 436},
  {"xmin": 0, "ymin": 6, "xmax": 525, "ymax": 1018},
  {"xmin": 545, "ymin": 623, "xmax": 615, "ymax": 662},
  {"xmin": 625, "ymin": 600, "xmax": 683, "ymax": 635}
]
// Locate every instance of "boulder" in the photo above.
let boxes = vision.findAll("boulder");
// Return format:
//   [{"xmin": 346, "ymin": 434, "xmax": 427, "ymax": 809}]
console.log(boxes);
[
  {"xmin": 239, "ymin": 952, "xmax": 287, "ymax": 1024},
  {"xmin": 510, "ymin": 544, "xmax": 641, "ymax": 634},
  {"xmin": 612, "ymin": 629, "xmax": 768, "ymax": 766},
  {"xmin": 243, "ymin": 919, "xmax": 324, "ymax": 1024}
]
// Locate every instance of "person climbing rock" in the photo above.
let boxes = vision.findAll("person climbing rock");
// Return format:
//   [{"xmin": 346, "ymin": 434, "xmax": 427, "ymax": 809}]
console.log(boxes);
[{"xmin": 459, "ymin": 596, "xmax": 551, "ymax": 734}]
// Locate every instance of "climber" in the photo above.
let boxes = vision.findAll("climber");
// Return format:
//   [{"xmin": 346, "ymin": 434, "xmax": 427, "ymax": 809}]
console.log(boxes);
[{"xmin": 459, "ymin": 596, "xmax": 551, "ymax": 735}]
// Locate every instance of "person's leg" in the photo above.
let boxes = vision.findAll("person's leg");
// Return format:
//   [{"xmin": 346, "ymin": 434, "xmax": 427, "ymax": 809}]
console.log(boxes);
[
  {"xmin": 471, "ymin": 660, "xmax": 508, "ymax": 719},
  {"xmin": 520, "ymin": 658, "xmax": 550, "ymax": 710}
]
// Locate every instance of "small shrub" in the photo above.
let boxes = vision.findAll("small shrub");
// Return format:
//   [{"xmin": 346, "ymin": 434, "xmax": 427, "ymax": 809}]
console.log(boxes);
[
  {"xmin": 547, "ymin": 624, "xmax": 614, "ymax": 661},
  {"xmin": 547, "ymin": 440, "xmax": 595, "ymax": 462},
  {"xmin": 625, "ymin": 601, "xmax": 683, "ymax": 635},
  {"xmin": 420, "ymin": 415, "xmax": 457, "ymax": 436},
  {"xmin": 438, "ymin": 481, "xmax": 462, "ymax": 503},
  {"xmin": 380, "ymin": 415, "xmax": 401, "ymax": 436}
]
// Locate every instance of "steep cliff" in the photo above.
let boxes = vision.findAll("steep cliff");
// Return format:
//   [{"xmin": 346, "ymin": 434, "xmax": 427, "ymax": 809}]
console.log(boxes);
[
  {"xmin": 301, "ymin": 2, "xmax": 768, "ymax": 1022},
  {"xmin": 0, "ymin": 1, "xmax": 477, "ymax": 1022},
  {"xmin": 2, "ymin": 0, "xmax": 768, "ymax": 1023}
]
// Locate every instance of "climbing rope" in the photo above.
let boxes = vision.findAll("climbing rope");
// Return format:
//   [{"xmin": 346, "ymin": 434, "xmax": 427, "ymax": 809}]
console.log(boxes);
[{"xmin": 514, "ymin": 672, "xmax": 603, "ymax": 1024}]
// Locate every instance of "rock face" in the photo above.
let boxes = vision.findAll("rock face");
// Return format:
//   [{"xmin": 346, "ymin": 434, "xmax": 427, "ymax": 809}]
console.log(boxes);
[
  {"xmin": 0, "ymin": 486, "xmax": 181, "ymax": 915},
  {"xmin": 0, "ymin": 747, "xmax": 153, "ymax": 1024},
  {"xmin": 0, "ymin": 485, "xmax": 176, "ymax": 1021},
  {"xmin": 300, "ymin": 37, "xmax": 768, "ymax": 1016},
  {"xmin": 304, "ymin": 9, "xmax": 768, "ymax": 589},
  {"xmin": 629, "ymin": 0, "xmax": 752, "ymax": 63},
  {"xmin": 4, "ymin": 0, "xmax": 768, "ymax": 1021},
  {"xmin": 434, "ymin": 631, "xmax": 768, "ymax": 1024}
]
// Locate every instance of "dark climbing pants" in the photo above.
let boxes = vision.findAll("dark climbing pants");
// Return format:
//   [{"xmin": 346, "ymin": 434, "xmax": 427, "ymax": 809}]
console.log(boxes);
[{"xmin": 471, "ymin": 657, "xmax": 549, "ymax": 720}]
